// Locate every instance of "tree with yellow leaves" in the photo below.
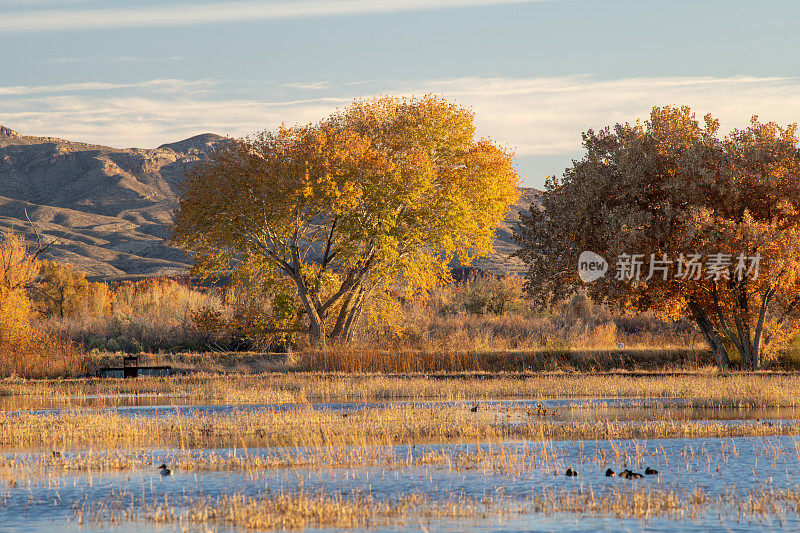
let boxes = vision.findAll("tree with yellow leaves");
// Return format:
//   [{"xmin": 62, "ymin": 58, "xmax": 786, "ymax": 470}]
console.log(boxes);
[
  {"xmin": 0, "ymin": 232, "xmax": 38, "ymax": 349},
  {"xmin": 174, "ymin": 95, "xmax": 520, "ymax": 346},
  {"xmin": 515, "ymin": 106, "xmax": 800, "ymax": 370},
  {"xmin": 35, "ymin": 261, "xmax": 89, "ymax": 318}
]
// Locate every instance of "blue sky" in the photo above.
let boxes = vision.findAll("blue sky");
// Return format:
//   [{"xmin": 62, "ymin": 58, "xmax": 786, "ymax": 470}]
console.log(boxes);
[{"xmin": 1, "ymin": 0, "xmax": 799, "ymax": 188}]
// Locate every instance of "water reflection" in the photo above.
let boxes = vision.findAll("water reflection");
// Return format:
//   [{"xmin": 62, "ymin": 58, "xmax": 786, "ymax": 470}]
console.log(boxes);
[
  {"xmin": 2, "ymin": 435, "xmax": 800, "ymax": 532},
  {"xmin": 3, "ymin": 395, "xmax": 800, "ymax": 424}
]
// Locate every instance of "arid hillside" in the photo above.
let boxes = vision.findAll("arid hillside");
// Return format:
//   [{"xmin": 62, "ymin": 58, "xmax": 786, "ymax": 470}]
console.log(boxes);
[{"xmin": 0, "ymin": 125, "xmax": 538, "ymax": 279}]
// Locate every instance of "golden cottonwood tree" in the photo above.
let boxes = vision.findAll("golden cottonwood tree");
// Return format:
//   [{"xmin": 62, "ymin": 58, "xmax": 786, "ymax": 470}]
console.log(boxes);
[
  {"xmin": 173, "ymin": 96, "xmax": 520, "ymax": 346},
  {"xmin": 35, "ymin": 261, "xmax": 89, "ymax": 318},
  {"xmin": 0, "ymin": 232, "xmax": 37, "ymax": 348},
  {"xmin": 514, "ymin": 106, "xmax": 800, "ymax": 370}
]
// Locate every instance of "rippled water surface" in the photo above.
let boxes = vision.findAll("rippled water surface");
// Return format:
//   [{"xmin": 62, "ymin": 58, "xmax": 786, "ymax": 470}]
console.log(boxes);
[
  {"xmin": 5, "ymin": 395, "xmax": 800, "ymax": 423},
  {"xmin": 2, "ymin": 397, "xmax": 800, "ymax": 532}
]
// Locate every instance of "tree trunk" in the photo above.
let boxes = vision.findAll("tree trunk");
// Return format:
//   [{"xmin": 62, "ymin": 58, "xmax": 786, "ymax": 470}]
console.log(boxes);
[
  {"xmin": 340, "ymin": 289, "xmax": 365, "ymax": 341},
  {"xmin": 689, "ymin": 299, "xmax": 730, "ymax": 371},
  {"xmin": 295, "ymin": 282, "xmax": 326, "ymax": 348},
  {"xmin": 733, "ymin": 314, "xmax": 753, "ymax": 369},
  {"xmin": 308, "ymin": 312, "xmax": 326, "ymax": 348},
  {"xmin": 751, "ymin": 287, "xmax": 775, "ymax": 371},
  {"xmin": 330, "ymin": 285, "xmax": 364, "ymax": 340},
  {"xmin": 59, "ymin": 287, "xmax": 65, "ymax": 319},
  {"xmin": 731, "ymin": 280, "xmax": 754, "ymax": 370}
]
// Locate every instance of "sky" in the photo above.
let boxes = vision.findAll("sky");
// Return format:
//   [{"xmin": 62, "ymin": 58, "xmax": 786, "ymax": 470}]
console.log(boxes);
[{"xmin": 2, "ymin": 0, "xmax": 800, "ymax": 188}]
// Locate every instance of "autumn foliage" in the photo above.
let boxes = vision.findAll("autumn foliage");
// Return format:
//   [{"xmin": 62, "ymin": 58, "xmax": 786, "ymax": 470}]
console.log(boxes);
[
  {"xmin": 0, "ymin": 232, "xmax": 85, "ymax": 377},
  {"xmin": 515, "ymin": 106, "xmax": 800, "ymax": 370},
  {"xmin": 0, "ymin": 232, "xmax": 36, "ymax": 349},
  {"xmin": 174, "ymin": 95, "xmax": 520, "ymax": 346}
]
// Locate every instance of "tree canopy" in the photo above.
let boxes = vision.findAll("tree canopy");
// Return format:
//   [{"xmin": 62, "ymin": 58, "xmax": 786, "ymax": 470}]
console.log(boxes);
[
  {"xmin": 173, "ymin": 95, "xmax": 520, "ymax": 346},
  {"xmin": 514, "ymin": 106, "xmax": 800, "ymax": 370}
]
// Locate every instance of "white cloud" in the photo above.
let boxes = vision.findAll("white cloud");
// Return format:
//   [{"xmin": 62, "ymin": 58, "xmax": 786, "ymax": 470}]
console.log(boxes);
[
  {"xmin": 413, "ymin": 75, "xmax": 800, "ymax": 155},
  {"xmin": 47, "ymin": 56, "xmax": 184, "ymax": 65},
  {"xmin": 2, "ymin": 74, "xmax": 800, "ymax": 158},
  {"xmin": 0, "ymin": 92, "xmax": 351, "ymax": 148},
  {"xmin": 0, "ymin": 79, "xmax": 216, "ymax": 97},
  {"xmin": 1, "ymin": 0, "xmax": 557, "ymax": 32},
  {"xmin": 283, "ymin": 81, "xmax": 332, "ymax": 90}
]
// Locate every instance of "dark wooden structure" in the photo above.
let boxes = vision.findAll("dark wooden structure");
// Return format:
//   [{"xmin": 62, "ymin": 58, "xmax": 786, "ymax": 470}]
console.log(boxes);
[{"xmin": 98, "ymin": 355, "xmax": 171, "ymax": 378}]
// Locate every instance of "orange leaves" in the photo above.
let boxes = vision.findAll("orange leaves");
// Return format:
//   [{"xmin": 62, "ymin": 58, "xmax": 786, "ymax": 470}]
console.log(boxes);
[{"xmin": 517, "ymin": 104, "xmax": 800, "ymax": 368}]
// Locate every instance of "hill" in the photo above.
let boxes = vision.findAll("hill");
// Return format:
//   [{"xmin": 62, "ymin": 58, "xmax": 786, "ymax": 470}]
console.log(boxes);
[{"xmin": 0, "ymin": 125, "xmax": 538, "ymax": 279}]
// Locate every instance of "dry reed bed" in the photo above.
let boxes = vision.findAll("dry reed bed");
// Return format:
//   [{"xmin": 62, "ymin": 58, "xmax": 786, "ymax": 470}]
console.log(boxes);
[
  {"xmin": 75, "ymin": 484, "xmax": 800, "ymax": 529},
  {"xmin": 1, "ymin": 407, "xmax": 799, "ymax": 451},
  {"xmin": 3, "ymin": 372, "xmax": 800, "ymax": 407},
  {"xmin": 1, "ymin": 435, "xmax": 792, "ymax": 479},
  {"xmin": 296, "ymin": 345, "xmax": 709, "ymax": 372},
  {"xmin": 76, "ymin": 489, "xmax": 510, "ymax": 530},
  {"xmin": 531, "ymin": 485, "xmax": 800, "ymax": 521}
]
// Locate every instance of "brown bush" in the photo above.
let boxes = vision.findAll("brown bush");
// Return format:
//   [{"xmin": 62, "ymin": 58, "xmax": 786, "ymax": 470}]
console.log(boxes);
[{"xmin": 0, "ymin": 332, "xmax": 86, "ymax": 378}]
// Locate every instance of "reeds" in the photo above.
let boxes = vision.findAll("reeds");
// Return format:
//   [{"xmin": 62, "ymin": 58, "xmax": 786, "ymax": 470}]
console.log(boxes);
[
  {"xmin": 3, "ymin": 373, "xmax": 800, "ymax": 408},
  {"xmin": 0, "ymin": 330, "xmax": 86, "ymax": 379},
  {"xmin": 298, "ymin": 345, "xmax": 711, "ymax": 372},
  {"xmin": 1, "ymin": 405, "xmax": 798, "ymax": 451},
  {"xmin": 73, "ymin": 482, "xmax": 800, "ymax": 528},
  {"xmin": 2, "ymin": 435, "xmax": 792, "ymax": 478},
  {"xmin": 76, "ymin": 489, "xmax": 504, "ymax": 530}
]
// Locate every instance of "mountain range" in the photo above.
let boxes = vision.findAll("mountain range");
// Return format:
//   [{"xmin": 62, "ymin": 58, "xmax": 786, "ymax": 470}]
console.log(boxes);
[{"xmin": 0, "ymin": 125, "xmax": 538, "ymax": 280}]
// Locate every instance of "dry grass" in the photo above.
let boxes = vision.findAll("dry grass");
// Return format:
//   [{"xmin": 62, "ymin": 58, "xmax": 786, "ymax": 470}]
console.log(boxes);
[
  {"xmin": 76, "ymin": 489, "xmax": 507, "ymax": 530},
  {"xmin": 1, "ymin": 405, "xmax": 798, "ymax": 451},
  {"xmin": 532, "ymin": 485, "xmax": 800, "ymax": 521},
  {"xmin": 381, "ymin": 286, "xmax": 701, "ymax": 353},
  {"xmin": 35, "ymin": 275, "xmax": 712, "ymax": 368},
  {"xmin": 298, "ymin": 345, "xmax": 711, "ymax": 372},
  {"xmin": 0, "ymin": 433, "xmax": 791, "ymax": 478},
  {"xmin": 3, "ymin": 372, "xmax": 800, "ymax": 408},
  {"xmin": 0, "ymin": 331, "xmax": 86, "ymax": 379},
  {"xmin": 73, "ymin": 483, "xmax": 800, "ymax": 528},
  {"xmin": 531, "ymin": 486, "xmax": 691, "ymax": 519},
  {"xmin": 43, "ymin": 278, "xmax": 222, "ymax": 353}
]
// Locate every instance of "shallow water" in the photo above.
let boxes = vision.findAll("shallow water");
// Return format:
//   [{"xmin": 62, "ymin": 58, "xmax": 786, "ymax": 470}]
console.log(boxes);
[
  {"xmin": 2, "ymin": 434, "xmax": 800, "ymax": 532},
  {"xmin": 5, "ymin": 395, "xmax": 800, "ymax": 424},
  {"xmin": 3, "ymin": 394, "xmax": 800, "ymax": 531}
]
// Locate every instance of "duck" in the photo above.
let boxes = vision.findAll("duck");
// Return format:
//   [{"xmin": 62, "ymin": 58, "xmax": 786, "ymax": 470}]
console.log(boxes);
[
  {"xmin": 470, "ymin": 403, "xmax": 479, "ymax": 413},
  {"xmin": 52, "ymin": 450, "xmax": 62, "ymax": 459},
  {"xmin": 645, "ymin": 467, "xmax": 658, "ymax": 475},
  {"xmin": 605, "ymin": 468, "xmax": 616, "ymax": 477},
  {"xmin": 622, "ymin": 470, "xmax": 644, "ymax": 479},
  {"xmin": 565, "ymin": 468, "xmax": 578, "ymax": 477},
  {"xmin": 158, "ymin": 464, "xmax": 172, "ymax": 477}
]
